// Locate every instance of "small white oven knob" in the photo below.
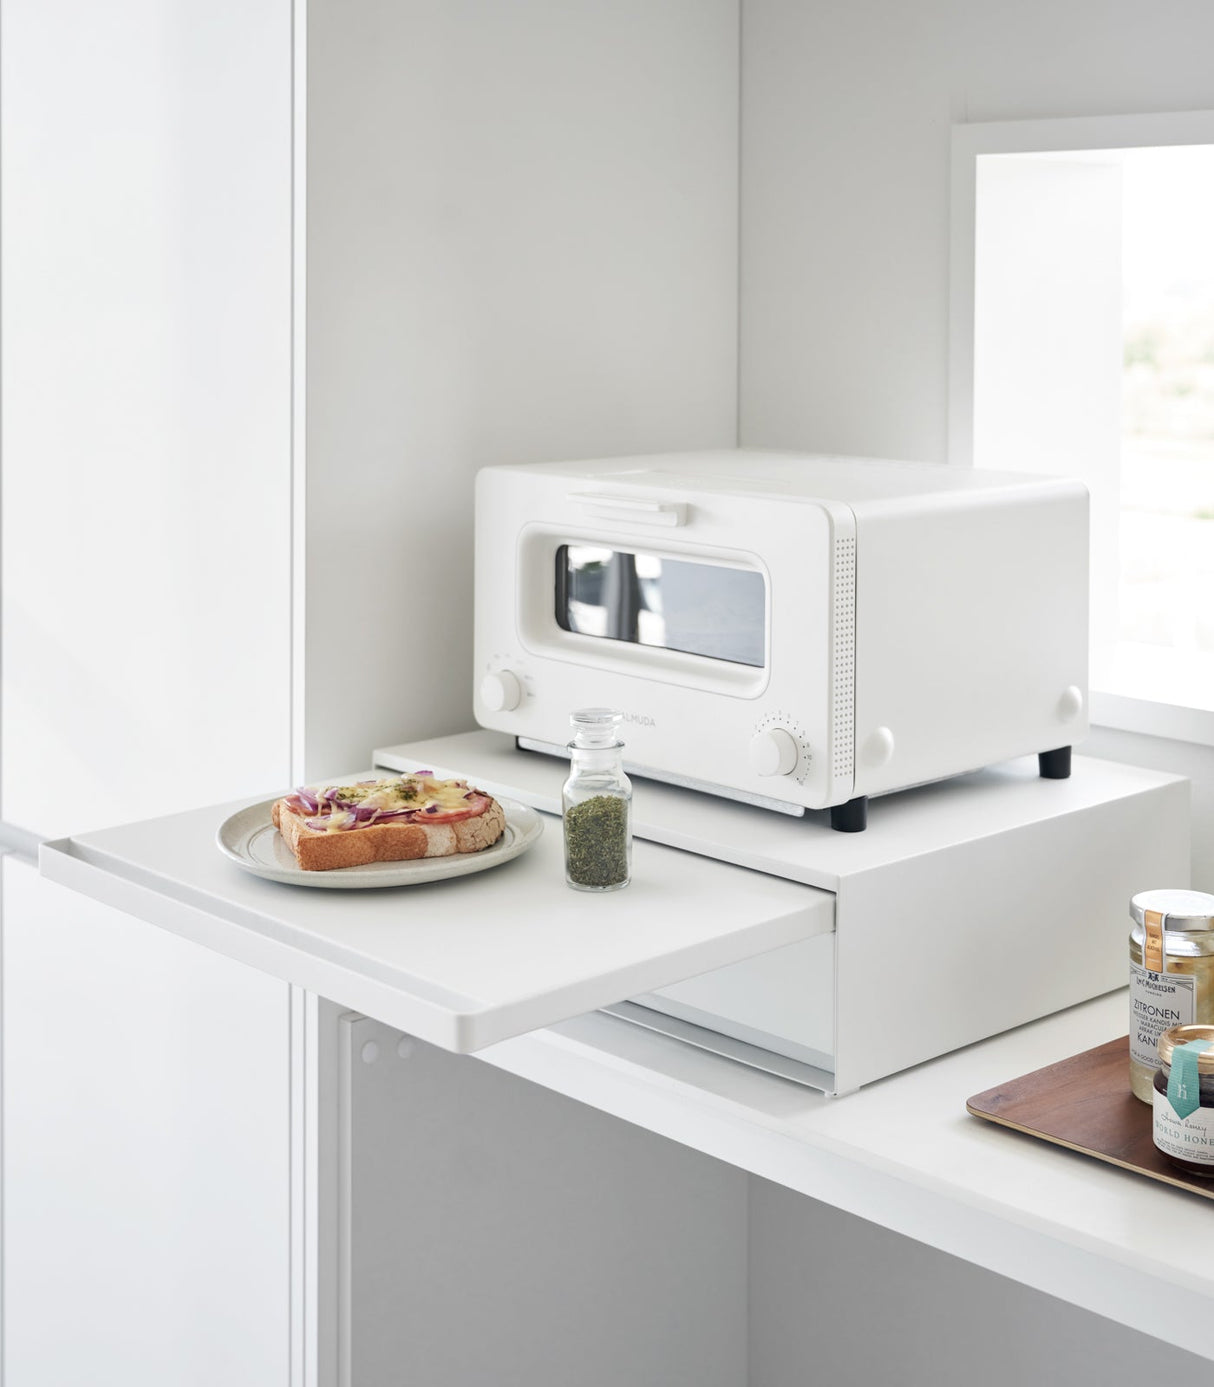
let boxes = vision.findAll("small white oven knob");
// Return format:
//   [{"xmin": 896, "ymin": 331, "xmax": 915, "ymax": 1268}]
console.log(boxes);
[
  {"xmin": 749, "ymin": 728, "xmax": 799, "ymax": 778},
  {"xmin": 860, "ymin": 726, "xmax": 895, "ymax": 769},
  {"xmin": 1057, "ymin": 685, "xmax": 1084, "ymax": 722},
  {"xmin": 480, "ymin": 670, "xmax": 523, "ymax": 713}
]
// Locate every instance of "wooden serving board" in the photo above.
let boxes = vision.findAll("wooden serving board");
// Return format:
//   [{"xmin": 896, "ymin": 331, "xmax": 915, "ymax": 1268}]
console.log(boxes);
[{"xmin": 967, "ymin": 1035, "xmax": 1214, "ymax": 1201}]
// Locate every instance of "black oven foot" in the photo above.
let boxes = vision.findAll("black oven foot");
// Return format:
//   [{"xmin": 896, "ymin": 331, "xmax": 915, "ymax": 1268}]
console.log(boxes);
[
  {"xmin": 1038, "ymin": 746, "xmax": 1072, "ymax": 779},
  {"xmin": 830, "ymin": 796, "xmax": 868, "ymax": 833}
]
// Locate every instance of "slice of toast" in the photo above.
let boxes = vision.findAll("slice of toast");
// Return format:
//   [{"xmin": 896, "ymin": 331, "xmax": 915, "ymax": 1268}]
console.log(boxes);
[{"xmin": 271, "ymin": 795, "xmax": 506, "ymax": 872}]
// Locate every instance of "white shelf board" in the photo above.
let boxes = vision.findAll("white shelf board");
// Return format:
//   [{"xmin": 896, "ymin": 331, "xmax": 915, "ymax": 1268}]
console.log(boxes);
[
  {"xmin": 475, "ymin": 990, "xmax": 1214, "ymax": 1363},
  {"xmin": 375, "ymin": 731, "xmax": 1182, "ymax": 890},
  {"xmin": 39, "ymin": 784, "xmax": 831, "ymax": 1052}
]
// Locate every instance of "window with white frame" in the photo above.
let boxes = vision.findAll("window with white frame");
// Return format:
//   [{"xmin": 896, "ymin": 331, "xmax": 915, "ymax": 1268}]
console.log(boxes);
[{"xmin": 951, "ymin": 112, "xmax": 1214, "ymax": 744}]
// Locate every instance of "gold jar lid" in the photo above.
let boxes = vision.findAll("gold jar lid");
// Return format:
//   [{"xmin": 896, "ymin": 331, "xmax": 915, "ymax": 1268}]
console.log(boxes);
[{"xmin": 1158, "ymin": 1024, "xmax": 1214, "ymax": 1071}]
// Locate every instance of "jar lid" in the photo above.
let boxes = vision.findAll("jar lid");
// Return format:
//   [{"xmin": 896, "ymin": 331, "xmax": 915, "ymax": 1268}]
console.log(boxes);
[
  {"xmin": 1129, "ymin": 889, "xmax": 1214, "ymax": 932},
  {"xmin": 569, "ymin": 707, "xmax": 623, "ymax": 749},
  {"xmin": 1158, "ymin": 1024, "xmax": 1214, "ymax": 1072}
]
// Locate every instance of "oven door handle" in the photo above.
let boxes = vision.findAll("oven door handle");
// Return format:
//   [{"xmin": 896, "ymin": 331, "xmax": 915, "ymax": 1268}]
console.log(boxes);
[{"xmin": 566, "ymin": 492, "xmax": 688, "ymax": 527}]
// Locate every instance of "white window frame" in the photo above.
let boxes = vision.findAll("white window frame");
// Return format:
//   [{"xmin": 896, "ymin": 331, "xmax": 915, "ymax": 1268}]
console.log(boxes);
[{"xmin": 949, "ymin": 108, "xmax": 1214, "ymax": 749}]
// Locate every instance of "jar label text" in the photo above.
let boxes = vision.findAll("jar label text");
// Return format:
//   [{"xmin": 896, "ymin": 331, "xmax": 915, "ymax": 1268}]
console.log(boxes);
[
  {"xmin": 1153, "ymin": 1087, "xmax": 1214, "ymax": 1167},
  {"xmin": 1129, "ymin": 963, "xmax": 1196, "ymax": 1071}
]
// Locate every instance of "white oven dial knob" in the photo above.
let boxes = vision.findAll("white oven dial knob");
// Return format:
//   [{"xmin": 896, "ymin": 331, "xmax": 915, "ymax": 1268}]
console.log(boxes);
[
  {"xmin": 860, "ymin": 726, "xmax": 895, "ymax": 769},
  {"xmin": 1058, "ymin": 685, "xmax": 1084, "ymax": 722},
  {"xmin": 480, "ymin": 670, "xmax": 523, "ymax": 713},
  {"xmin": 748, "ymin": 728, "xmax": 799, "ymax": 778}
]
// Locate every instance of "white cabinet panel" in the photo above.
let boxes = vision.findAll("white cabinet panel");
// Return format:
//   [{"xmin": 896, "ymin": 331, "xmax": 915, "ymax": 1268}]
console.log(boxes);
[
  {"xmin": 2, "ymin": 856, "xmax": 291, "ymax": 1387},
  {"xmin": 0, "ymin": 0, "xmax": 292, "ymax": 838},
  {"xmin": 343, "ymin": 1015, "xmax": 748, "ymax": 1387},
  {"xmin": 747, "ymin": 1181, "xmax": 1209, "ymax": 1387}
]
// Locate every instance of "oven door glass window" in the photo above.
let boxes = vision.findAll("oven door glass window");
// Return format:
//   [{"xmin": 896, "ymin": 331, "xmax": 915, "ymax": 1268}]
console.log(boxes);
[{"xmin": 555, "ymin": 545, "xmax": 765, "ymax": 667}]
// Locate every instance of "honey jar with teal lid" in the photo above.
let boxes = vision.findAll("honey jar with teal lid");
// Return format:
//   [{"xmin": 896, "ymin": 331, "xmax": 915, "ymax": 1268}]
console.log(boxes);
[
  {"xmin": 1128, "ymin": 890, "xmax": 1214, "ymax": 1103},
  {"xmin": 1152, "ymin": 1024, "xmax": 1214, "ymax": 1177}
]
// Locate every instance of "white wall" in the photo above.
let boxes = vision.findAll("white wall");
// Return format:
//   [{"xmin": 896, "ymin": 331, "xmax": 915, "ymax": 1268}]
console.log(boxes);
[
  {"xmin": 739, "ymin": 0, "xmax": 1214, "ymax": 890},
  {"xmin": 303, "ymin": 0, "xmax": 741, "ymax": 777}
]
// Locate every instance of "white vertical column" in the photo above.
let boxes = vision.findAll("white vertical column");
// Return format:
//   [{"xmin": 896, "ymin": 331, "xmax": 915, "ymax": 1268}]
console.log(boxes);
[
  {"xmin": 1, "ymin": 0, "xmax": 294, "ymax": 838},
  {"xmin": 1, "ymin": 2, "xmax": 297, "ymax": 1383}
]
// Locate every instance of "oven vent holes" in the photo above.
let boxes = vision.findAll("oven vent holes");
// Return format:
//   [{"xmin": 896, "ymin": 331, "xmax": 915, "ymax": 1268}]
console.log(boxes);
[{"xmin": 832, "ymin": 535, "xmax": 856, "ymax": 783}]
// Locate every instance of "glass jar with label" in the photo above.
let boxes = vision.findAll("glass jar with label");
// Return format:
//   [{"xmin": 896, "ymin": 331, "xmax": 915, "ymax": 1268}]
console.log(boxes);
[
  {"xmin": 1128, "ymin": 889, "xmax": 1214, "ymax": 1103},
  {"xmin": 1152, "ymin": 1024, "xmax": 1214, "ymax": 1177}
]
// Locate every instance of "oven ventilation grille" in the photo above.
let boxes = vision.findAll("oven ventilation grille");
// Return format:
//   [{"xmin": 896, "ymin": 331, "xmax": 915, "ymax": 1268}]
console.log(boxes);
[{"xmin": 832, "ymin": 534, "xmax": 856, "ymax": 785}]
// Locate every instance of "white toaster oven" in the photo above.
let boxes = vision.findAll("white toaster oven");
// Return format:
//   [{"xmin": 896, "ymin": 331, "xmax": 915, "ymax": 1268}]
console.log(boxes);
[{"xmin": 473, "ymin": 451, "xmax": 1089, "ymax": 830}]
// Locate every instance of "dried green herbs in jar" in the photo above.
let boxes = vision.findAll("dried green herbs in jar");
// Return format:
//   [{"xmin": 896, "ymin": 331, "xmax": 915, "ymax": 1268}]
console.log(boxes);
[
  {"xmin": 564, "ymin": 794, "xmax": 630, "ymax": 889},
  {"xmin": 562, "ymin": 709, "xmax": 632, "ymax": 892}
]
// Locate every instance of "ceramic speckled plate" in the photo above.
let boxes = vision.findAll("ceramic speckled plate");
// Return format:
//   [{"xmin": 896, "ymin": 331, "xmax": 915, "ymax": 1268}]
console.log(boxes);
[{"xmin": 216, "ymin": 795, "xmax": 543, "ymax": 889}]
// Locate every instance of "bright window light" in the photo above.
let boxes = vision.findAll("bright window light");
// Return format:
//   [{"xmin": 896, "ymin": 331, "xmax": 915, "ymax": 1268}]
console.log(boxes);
[
  {"xmin": 971, "ymin": 142, "xmax": 1214, "ymax": 716},
  {"xmin": 1120, "ymin": 148, "xmax": 1214, "ymax": 699}
]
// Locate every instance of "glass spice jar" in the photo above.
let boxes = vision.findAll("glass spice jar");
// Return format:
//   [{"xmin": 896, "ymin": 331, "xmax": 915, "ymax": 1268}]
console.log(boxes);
[
  {"xmin": 1152, "ymin": 1024, "xmax": 1214, "ymax": 1178},
  {"xmin": 562, "ymin": 708, "xmax": 632, "ymax": 892},
  {"xmin": 1128, "ymin": 889, "xmax": 1214, "ymax": 1103}
]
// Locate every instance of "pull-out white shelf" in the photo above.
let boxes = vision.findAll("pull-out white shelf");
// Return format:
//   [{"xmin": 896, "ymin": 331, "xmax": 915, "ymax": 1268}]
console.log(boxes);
[
  {"xmin": 39, "ymin": 791, "xmax": 832, "ymax": 1052},
  {"xmin": 41, "ymin": 739, "xmax": 1188, "ymax": 1094}
]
